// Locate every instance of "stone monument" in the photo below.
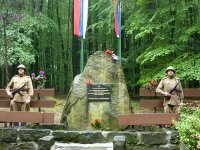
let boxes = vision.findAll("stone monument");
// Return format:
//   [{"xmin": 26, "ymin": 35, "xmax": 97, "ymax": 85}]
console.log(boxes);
[{"xmin": 61, "ymin": 51, "xmax": 131, "ymax": 130}]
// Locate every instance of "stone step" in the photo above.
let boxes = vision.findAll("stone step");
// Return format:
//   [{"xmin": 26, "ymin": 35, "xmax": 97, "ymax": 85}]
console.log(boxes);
[{"xmin": 50, "ymin": 142, "xmax": 113, "ymax": 150}]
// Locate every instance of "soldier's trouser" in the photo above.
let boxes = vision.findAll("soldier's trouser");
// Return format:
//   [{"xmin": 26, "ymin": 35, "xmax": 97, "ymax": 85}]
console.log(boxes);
[
  {"xmin": 10, "ymin": 101, "xmax": 30, "ymax": 127},
  {"xmin": 164, "ymin": 104, "xmax": 179, "ymax": 113},
  {"xmin": 10, "ymin": 101, "xmax": 30, "ymax": 111}
]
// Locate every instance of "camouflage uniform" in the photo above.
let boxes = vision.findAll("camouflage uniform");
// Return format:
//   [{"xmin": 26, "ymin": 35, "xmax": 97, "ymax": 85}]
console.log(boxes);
[
  {"xmin": 156, "ymin": 77, "xmax": 184, "ymax": 113},
  {"xmin": 6, "ymin": 75, "xmax": 33, "ymax": 111}
]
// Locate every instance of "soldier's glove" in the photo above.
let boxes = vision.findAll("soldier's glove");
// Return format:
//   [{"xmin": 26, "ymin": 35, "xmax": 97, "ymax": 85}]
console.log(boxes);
[
  {"xmin": 163, "ymin": 92, "xmax": 172, "ymax": 97},
  {"xmin": 26, "ymin": 99, "xmax": 30, "ymax": 104},
  {"xmin": 7, "ymin": 91, "xmax": 13, "ymax": 98}
]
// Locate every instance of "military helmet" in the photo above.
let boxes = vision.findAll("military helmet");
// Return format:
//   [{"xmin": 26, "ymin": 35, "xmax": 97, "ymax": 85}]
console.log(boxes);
[
  {"xmin": 17, "ymin": 64, "xmax": 26, "ymax": 70},
  {"xmin": 166, "ymin": 66, "xmax": 175, "ymax": 73}
]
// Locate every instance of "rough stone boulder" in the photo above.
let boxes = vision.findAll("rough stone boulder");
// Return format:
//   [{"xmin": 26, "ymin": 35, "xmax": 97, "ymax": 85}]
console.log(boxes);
[{"xmin": 61, "ymin": 51, "xmax": 131, "ymax": 130}]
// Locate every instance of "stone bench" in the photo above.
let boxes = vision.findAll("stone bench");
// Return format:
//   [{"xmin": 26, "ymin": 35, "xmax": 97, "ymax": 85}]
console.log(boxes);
[{"xmin": 0, "ymin": 89, "xmax": 55, "ymax": 125}]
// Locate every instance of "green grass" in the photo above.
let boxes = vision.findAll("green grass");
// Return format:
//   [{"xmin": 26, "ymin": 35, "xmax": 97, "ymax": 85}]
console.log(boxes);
[
  {"xmin": 131, "ymin": 99, "xmax": 163, "ymax": 113},
  {"xmin": 30, "ymin": 96, "xmax": 65, "ymax": 115}
]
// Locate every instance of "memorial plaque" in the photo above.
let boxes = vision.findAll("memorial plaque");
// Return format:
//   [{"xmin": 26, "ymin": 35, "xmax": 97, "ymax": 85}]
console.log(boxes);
[{"xmin": 87, "ymin": 84, "xmax": 111, "ymax": 101}]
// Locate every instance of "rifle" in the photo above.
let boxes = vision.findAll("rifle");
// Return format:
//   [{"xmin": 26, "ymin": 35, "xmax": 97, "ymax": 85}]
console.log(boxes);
[
  {"xmin": 11, "ymin": 84, "xmax": 26, "ymax": 99},
  {"xmin": 168, "ymin": 80, "xmax": 181, "ymax": 94},
  {"xmin": 165, "ymin": 80, "xmax": 181, "ymax": 100}
]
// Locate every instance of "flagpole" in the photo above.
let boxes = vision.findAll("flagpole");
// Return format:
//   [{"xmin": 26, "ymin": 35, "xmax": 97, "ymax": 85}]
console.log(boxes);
[
  {"xmin": 80, "ymin": 37, "xmax": 84, "ymax": 72},
  {"xmin": 80, "ymin": 0, "xmax": 84, "ymax": 73},
  {"xmin": 118, "ymin": 0, "xmax": 121, "ymax": 64},
  {"xmin": 118, "ymin": 34, "xmax": 121, "ymax": 64}
]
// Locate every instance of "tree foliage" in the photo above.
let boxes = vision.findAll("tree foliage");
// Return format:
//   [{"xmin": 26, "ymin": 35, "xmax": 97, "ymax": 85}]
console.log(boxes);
[
  {"xmin": 175, "ymin": 106, "xmax": 200, "ymax": 150},
  {"xmin": 0, "ymin": 0, "xmax": 200, "ymax": 93},
  {"xmin": 124, "ymin": 0, "xmax": 200, "ymax": 88}
]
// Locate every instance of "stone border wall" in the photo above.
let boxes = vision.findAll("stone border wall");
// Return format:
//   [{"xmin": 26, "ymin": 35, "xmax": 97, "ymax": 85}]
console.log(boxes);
[{"xmin": 0, "ymin": 128, "xmax": 180, "ymax": 150}]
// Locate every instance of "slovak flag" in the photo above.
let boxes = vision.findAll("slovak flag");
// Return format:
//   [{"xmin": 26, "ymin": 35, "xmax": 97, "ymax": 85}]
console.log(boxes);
[
  {"xmin": 114, "ymin": 0, "xmax": 121, "ymax": 38},
  {"xmin": 74, "ymin": 0, "xmax": 88, "ymax": 39}
]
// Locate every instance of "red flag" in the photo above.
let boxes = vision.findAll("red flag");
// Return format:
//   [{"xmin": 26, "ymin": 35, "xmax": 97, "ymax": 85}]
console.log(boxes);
[{"xmin": 114, "ymin": 0, "xmax": 121, "ymax": 38}]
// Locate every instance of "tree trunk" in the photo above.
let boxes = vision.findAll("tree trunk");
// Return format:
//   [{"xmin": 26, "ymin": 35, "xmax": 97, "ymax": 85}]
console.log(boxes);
[
  {"xmin": 66, "ymin": 0, "xmax": 73, "ymax": 91},
  {"xmin": 32, "ymin": 0, "xmax": 36, "ymax": 16},
  {"xmin": 3, "ymin": 17, "xmax": 9, "ymax": 83}
]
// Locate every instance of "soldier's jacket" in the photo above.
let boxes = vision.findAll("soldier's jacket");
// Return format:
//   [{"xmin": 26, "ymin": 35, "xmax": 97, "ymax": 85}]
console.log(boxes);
[
  {"xmin": 6, "ymin": 75, "xmax": 34, "ymax": 102},
  {"xmin": 156, "ymin": 77, "xmax": 184, "ymax": 106}
]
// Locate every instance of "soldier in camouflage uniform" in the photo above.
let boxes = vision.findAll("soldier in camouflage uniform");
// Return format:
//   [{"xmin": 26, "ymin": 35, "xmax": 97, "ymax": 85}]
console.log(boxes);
[
  {"xmin": 156, "ymin": 66, "xmax": 184, "ymax": 113},
  {"xmin": 6, "ymin": 64, "xmax": 34, "ymax": 111}
]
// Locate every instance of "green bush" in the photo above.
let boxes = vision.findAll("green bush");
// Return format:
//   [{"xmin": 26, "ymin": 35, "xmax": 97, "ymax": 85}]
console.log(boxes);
[{"xmin": 175, "ymin": 106, "xmax": 200, "ymax": 150}]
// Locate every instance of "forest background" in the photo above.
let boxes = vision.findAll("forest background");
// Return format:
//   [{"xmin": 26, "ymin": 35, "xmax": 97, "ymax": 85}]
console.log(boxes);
[{"xmin": 0, "ymin": 0, "xmax": 200, "ymax": 95}]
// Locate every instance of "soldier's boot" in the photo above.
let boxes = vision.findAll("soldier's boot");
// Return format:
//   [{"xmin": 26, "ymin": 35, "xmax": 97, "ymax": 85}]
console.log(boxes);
[
  {"xmin": 21, "ymin": 122, "xmax": 26, "ymax": 126},
  {"xmin": 13, "ymin": 122, "xmax": 19, "ymax": 127}
]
